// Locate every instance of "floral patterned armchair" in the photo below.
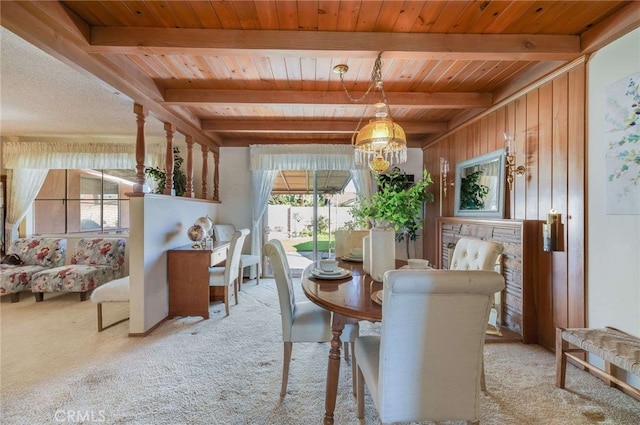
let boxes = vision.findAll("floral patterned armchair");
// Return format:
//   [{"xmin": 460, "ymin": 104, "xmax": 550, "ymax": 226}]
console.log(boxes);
[
  {"xmin": 0, "ymin": 238, "xmax": 67, "ymax": 302},
  {"xmin": 31, "ymin": 238, "xmax": 126, "ymax": 302}
]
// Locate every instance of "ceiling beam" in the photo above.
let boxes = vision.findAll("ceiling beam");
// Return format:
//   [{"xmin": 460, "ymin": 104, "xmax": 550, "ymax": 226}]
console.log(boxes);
[
  {"xmin": 491, "ymin": 61, "xmax": 566, "ymax": 106},
  {"xmin": 581, "ymin": 2, "xmax": 640, "ymax": 54},
  {"xmin": 164, "ymin": 89, "xmax": 492, "ymax": 109},
  {"xmin": 90, "ymin": 27, "xmax": 581, "ymax": 61},
  {"xmin": 201, "ymin": 120, "xmax": 447, "ymax": 134},
  {"xmin": 219, "ymin": 138, "xmax": 425, "ymax": 148}
]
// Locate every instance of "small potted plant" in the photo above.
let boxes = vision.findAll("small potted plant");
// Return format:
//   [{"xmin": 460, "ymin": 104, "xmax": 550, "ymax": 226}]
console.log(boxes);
[
  {"xmin": 349, "ymin": 196, "xmax": 378, "ymax": 229},
  {"xmin": 145, "ymin": 147, "xmax": 187, "ymax": 196}
]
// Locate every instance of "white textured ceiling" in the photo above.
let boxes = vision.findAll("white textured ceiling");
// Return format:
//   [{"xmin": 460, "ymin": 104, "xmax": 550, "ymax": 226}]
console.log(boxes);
[{"xmin": 0, "ymin": 27, "xmax": 164, "ymax": 142}]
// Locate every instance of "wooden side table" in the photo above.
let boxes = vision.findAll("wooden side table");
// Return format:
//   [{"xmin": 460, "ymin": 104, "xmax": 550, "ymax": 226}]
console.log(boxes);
[{"xmin": 167, "ymin": 241, "xmax": 229, "ymax": 319}]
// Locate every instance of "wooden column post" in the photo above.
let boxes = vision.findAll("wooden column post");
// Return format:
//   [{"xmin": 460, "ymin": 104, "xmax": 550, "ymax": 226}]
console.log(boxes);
[
  {"xmin": 201, "ymin": 145, "xmax": 209, "ymax": 200},
  {"xmin": 213, "ymin": 150, "xmax": 220, "ymax": 202},
  {"xmin": 163, "ymin": 122, "xmax": 175, "ymax": 196},
  {"xmin": 184, "ymin": 135, "xmax": 195, "ymax": 198},
  {"xmin": 133, "ymin": 103, "xmax": 148, "ymax": 193}
]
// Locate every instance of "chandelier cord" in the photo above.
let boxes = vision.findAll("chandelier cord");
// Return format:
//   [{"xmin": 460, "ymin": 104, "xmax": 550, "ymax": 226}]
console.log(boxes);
[
  {"xmin": 351, "ymin": 106, "xmax": 369, "ymax": 146},
  {"xmin": 338, "ymin": 52, "xmax": 385, "ymax": 104},
  {"xmin": 370, "ymin": 54, "xmax": 393, "ymax": 120}
]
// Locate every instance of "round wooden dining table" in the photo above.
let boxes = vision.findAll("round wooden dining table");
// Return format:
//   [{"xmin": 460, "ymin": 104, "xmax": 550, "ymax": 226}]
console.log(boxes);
[{"xmin": 301, "ymin": 258, "xmax": 404, "ymax": 424}]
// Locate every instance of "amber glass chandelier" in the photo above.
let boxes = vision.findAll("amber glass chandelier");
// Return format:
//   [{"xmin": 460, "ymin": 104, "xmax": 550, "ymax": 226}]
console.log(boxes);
[{"xmin": 333, "ymin": 53, "xmax": 407, "ymax": 173}]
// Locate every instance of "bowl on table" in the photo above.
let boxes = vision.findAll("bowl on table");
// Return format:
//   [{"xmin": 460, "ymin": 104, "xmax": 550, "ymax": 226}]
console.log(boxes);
[{"xmin": 319, "ymin": 259, "xmax": 339, "ymax": 272}]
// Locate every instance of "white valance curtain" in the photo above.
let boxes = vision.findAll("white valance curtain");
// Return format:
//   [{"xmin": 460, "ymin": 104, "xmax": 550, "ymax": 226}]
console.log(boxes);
[
  {"xmin": 3, "ymin": 139, "xmax": 166, "ymax": 243},
  {"xmin": 3, "ymin": 140, "xmax": 165, "ymax": 169},
  {"xmin": 248, "ymin": 144, "xmax": 374, "ymax": 260},
  {"xmin": 249, "ymin": 144, "xmax": 361, "ymax": 171}
]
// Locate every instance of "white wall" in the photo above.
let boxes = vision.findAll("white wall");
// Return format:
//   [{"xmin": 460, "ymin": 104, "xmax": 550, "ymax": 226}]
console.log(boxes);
[
  {"xmin": 218, "ymin": 147, "xmax": 254, "ymax": 254},
  {"xmin": 218, "ymin": 147, "xmax": 253, "ymax": 228},
  {"xmin": 587, "ymin": 28, "xmax": 640, "ymax": 387},
  {"xmin": 129, "ymin": 194, "xmax": 220, "ymax": 334}
]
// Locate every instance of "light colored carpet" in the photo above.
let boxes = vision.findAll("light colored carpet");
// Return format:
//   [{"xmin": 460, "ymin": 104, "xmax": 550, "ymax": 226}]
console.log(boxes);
[{"xmin": 1, "ymin": 278, "xmax": 639, "ymax": 424}]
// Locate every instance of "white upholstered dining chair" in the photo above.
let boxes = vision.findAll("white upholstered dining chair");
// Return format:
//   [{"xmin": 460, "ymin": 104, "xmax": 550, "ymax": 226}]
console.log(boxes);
[
  {"xmin": 263, "ymin": 239, "xmax": 359, "ymax": 397},
  {"xmin": 450, "ymin": 237, "xmax": 504, "ymax": 390},
  {"xmin": 209, "ymin": 228, "xmax": 248, "ymax": 316},
  {"xmin": 212, "ymin": 224, "xmax": 261, "ymax": 286},
  {"xmin": 449, "ymin": 237, "xmax": 504, "ymax": 272},
  {"xmin": 355, "ymin": 269, "xmax": 505, "ymax": 425}
]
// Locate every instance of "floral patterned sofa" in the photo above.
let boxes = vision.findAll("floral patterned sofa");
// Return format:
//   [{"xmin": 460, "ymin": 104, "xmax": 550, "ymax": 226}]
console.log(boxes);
[
  {"xmin": 0, "ymin": 237, "xmax": 67, "ymax": 302},
  {"xmin": 31, "ymin": 238, "xmax": 126, "ymax": 302}
]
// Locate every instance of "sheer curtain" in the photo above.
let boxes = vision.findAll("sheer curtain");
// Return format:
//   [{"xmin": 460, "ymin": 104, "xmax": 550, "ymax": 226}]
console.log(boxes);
[
  {"xmin": 249, "ymin": 144, "xmax": 369, "ymax": 263},
  {"xmin": 2, "ymin": 139, "xmax": 166, "ymax": 244},
  {"xmin": 250, "ymin": 170, "xmax": 278, "ymax": 261},
  {"xmin": 350, "ymin": 169, "xmax": 375, "ymax": 201},
  {"xmin": 4, "ymin": 169, "xmax": 49, "ymax": 243}
]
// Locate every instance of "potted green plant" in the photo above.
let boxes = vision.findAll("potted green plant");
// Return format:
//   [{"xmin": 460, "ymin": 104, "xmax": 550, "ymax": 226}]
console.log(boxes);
[
  {"xmin": 352, "ymin": 167, "xmax": 435, "ymax": 258},
  {"xmin": 349, "ymin": 196, "xmax": 378, "ymax": 229},
  {"xmin": 145, "ymin": 147, "xmax": 187, "ymax": 196}
]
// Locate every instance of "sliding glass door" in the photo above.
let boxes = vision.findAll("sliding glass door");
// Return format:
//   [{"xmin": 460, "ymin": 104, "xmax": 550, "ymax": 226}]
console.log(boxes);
[{"xmin": 265, "ymin": 169, "xmax": 356, "ymax": 275}]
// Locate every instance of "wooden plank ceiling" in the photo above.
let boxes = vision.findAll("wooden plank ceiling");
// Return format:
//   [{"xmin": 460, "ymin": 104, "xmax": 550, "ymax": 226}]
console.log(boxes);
[{"xmin": 1, "ymin": 1, "xmax": 637, "ymax": 152}]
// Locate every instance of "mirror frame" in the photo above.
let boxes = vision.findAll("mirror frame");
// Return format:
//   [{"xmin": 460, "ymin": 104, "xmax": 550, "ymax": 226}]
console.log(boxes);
[{"xmin": 454, "ymin": 149, "xmax": 506, "ymax": 218}]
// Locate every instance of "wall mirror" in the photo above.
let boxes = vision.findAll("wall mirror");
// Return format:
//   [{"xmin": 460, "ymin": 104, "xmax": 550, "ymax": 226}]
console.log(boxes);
[{"xmin": 454, "ymin": 149, "xmax": 505, "ymax": 218}]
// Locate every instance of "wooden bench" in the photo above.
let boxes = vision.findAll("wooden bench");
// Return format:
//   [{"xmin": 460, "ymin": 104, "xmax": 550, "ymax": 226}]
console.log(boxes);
[{"xmin": 556, "ymin": 326, "xmax": 640, "ymax": 400}]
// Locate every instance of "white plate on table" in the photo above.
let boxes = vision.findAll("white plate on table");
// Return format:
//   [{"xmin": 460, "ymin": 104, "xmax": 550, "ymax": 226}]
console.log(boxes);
[
  {"xmin": 311, "ymin": 268, "xmax": 351, "ymax": 280},
  {"xmin": 341, "ymin": 255, "xmax": 363, "ymax": 263},
  {"xmin": 371, "ymin": 290, "xmax": 384, "ymax": 305}
]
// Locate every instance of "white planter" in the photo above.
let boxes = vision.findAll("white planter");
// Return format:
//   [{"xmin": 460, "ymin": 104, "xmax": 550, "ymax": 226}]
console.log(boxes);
[
  {"xmin": 369, "ymin": 227, "xmax": 396, "ymax": 282},
  {"xmin": 362, "ymin": 235, "xmax": 371, "ymax": 274}
]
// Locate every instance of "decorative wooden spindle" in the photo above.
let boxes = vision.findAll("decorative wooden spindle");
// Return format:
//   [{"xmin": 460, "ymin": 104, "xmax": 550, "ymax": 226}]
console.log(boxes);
[
  {"xmin": 163, "ymin": 122, "xmax": 175, "ymax": 196},
  {"xmin": 213, "ymin": 151, "xmax": 220, "ymax": 202},
  {"xmin": 184, "ymin": 135, "xmax": 195, "ymax": 198},
  {"xmin": 133, "ymin": 103, "xmax": 148, "ymax": 193},
  {"xmin": 201, "ymin": 145, "xmax": 209, "ymax": 200}
]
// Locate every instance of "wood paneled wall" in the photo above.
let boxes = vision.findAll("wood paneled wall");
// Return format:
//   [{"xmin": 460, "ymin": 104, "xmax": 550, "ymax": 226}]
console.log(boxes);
[{"xmin": 423, "ymin": 61, "xmax": 586, "ymax": 350}]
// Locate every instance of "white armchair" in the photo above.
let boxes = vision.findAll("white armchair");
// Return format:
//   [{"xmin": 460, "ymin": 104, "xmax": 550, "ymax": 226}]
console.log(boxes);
[
  {"xmin": 212, "ymin": 224, "xmax": 261, "ymax": 286},
  {"xmin": 209, "ymin": 228, "xmax": 248, "ymax": 316},
  {"xmin": 355, "ymin": 269, "xmax": 505, "ymax": 424},
  {"xmin": 263, "ymin": 239, "xmax": 359, "ymax": 397}
]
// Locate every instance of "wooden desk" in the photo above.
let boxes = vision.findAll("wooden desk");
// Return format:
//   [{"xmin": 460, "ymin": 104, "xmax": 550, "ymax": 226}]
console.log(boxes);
[
  {"xmin": 167, "ymin": 241, "xmax": 229, "ymax": 320},
  {"xmin": 302, "ymin": 259, "xmax": 406, "ymax": 424}
]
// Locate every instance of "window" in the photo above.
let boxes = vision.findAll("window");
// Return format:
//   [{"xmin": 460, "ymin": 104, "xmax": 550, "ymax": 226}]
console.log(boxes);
[{"xmin": 34, "ymin": 169, "xmax": 134, "ymax": 234}]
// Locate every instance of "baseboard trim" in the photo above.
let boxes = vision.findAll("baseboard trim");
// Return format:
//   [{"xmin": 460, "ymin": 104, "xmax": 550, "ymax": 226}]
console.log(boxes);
[{"xmin": 128, "ymin": 316, "xmax": 168, "ymax": 337}]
